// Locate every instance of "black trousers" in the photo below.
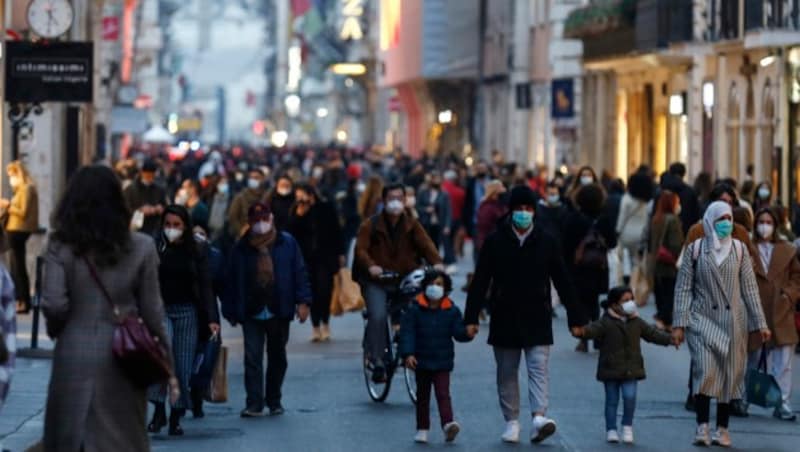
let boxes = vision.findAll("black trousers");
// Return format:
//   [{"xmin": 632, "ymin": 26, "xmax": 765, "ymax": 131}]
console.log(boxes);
[
  {"xmin": 7, "ymin": 231, "xmax": 31, "ymax": 306},
  {"xmin": 310, "ymin": 268, "xmax": 334, "ymax": 327},
  {"xmin": 424, "ymin": 224, "xmax": 442, "ymax": 251},
  {"xmin": 654, "ymin": 275, "xmax": 676, "ymax": 326},
  {"xmin": 243, "ymin": 317, "xmax": 291, "ymax": 410}
]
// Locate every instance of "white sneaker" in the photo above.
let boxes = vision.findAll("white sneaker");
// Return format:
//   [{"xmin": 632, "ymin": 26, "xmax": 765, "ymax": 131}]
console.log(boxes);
[
  {"xmin": 531, "ymin": 415, "xmax": 557, "ymax": 444},
  {"xmin": 607, "ymin": 429, "xmax": 620, "ymax": 443},
  {"xmin": 414, "ymin": 430, "xmax": 429, "ymax": 443},
  {"xmin": 443, "ymin": 421, "xmax": 460, "ymax": 442},
  {"xmin": 621, "ymin": 426, "xmax": 634, "ymax": 444},
  {"xmin": 711, "ymin": 427, "xmax": 731, "ymax": 448},
  {"xmin": 501, "ymin": 420, "xmax": 520, "ymax": 443},
  {"xmin": 694, "ymin": 423, "xmax": 711, "ymax": 447}
]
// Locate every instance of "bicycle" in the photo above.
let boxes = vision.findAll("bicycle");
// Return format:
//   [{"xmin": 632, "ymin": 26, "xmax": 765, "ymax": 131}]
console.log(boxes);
[{"xmin": 362, "ymin": 269, "xmax": 426, "ymax": 404}]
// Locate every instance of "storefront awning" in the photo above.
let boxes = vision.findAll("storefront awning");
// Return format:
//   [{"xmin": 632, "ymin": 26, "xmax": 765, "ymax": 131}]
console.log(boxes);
[{"xmin": 564, "ymin": 0, "xmax": 636, "ymax": 40}]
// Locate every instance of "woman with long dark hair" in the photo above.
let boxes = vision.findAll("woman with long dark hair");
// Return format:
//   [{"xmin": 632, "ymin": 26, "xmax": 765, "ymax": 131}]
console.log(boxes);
[
  {"xmin": 647, "ymin": 190, "xmax": 683, "ymax": 329},
  {"xmin": 287, "ymin": 184, "xmax": 345, "ymax": 342},
  {"xmin": 147, "ymin": 205, "xmax": 218, "ymax": 436},
  {"xmin": 41, "ymin": 165, "xmax": 176, "ymax": 452}
]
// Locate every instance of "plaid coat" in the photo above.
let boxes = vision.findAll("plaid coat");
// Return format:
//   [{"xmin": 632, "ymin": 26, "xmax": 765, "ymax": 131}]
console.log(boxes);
[
  {"xmin": 41, "ymin": 233, "xmax": 173, "ymax": 452},
  {"xmin": 674, "ymin": 238, "xmax": 767, "ymax": 402}
]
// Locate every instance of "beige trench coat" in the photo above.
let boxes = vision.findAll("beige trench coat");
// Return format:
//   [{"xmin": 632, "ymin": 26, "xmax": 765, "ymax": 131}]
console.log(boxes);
[
  {"xmin": 41, "ymin": 233, "xmax": 172, "ymax": 452},
  {"xmin": 673, "ymin": 238, "xmax": 767, "ymax": 402}
]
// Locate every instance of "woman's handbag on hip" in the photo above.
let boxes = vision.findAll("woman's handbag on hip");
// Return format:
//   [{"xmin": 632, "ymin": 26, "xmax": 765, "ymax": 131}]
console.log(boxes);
[
  {"xmin": 84, "ymin": 257, "xmax": 172, "ymax": 388},
  {"xmin": 654, "ymin": 217, "xmax": 677, "ymax": 266},
  {"xmin": 745, "ymin": 346, "xmax": 783, "ymax": 409}
]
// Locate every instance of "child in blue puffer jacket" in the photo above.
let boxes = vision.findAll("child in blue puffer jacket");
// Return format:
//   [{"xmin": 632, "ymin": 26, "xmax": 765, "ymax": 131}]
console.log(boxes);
[{"xmin": 399, "ymin": 270, "xmax": 475, "ymax": 444}]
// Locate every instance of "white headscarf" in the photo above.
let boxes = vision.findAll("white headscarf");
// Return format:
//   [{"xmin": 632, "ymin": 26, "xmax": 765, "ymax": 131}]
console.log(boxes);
[{"xmin": 703, "ymin": 201, "xmax": 734, "ymax": 265}]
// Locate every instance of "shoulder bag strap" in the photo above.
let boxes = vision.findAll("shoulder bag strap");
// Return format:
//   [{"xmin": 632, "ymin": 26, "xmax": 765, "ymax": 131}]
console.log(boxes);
[{"xmin": 83, "ymin": 256, "xmax": 120, "ymax": 318}]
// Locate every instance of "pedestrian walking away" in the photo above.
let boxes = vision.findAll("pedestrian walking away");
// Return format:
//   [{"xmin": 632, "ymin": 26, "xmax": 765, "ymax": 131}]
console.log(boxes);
[
  {"xmin": 399, "ymin": 271, "xmax": 474, "ymax": 444},
  {"xmin": 222, "ymin": 202, "xmax": 312, "ymax": 417},
  {"xmin": 646, "ymin": 190, "xmax": 684, "ymax": 329},
  {"xmin": 574, "ymin": 287, "xmax": 673, "ymax": 444},
  {"xmin": 465, "ymin": 185, "xmax": 588, "ymax": 445},
  {"xmin": 672, "ymin": 201, "xmax": 770, "ymax": 447},
  {"xmin": 40, "ymin": 165, "xmax": 178, "ymax": 452}
]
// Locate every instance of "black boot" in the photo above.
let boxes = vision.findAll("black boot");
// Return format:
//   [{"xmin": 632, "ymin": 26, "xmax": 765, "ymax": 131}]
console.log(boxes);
[
  {"xmin": 191, "ymin": 387, "xmax": 205, "ymax": 419},
  {"xmin": 147, "ymin": 402, "xmax": 167, "ymax": 433},
  {"xmin": 169, "ymin": 408, "xmax": 185, "ymax": 436}
]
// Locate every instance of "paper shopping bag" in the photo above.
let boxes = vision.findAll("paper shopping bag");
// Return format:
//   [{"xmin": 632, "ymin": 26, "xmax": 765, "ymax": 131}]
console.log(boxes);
[{"xmin": 205, "ymin": 345, "xmax": 228, "ymax": 403}]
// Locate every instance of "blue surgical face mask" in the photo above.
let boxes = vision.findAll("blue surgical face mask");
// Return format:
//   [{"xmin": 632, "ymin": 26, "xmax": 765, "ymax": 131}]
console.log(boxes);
[
  {"xmin": 512, "ymin": 210, "xmax": 533, "ymax": 229},
  {"xmin": 714, "ymin": 219, "xmax": 734, "ymax": 239},
  {"xmin": 547, "ymin": 194, "xmax": 560, "ymax": 205},
  {"xmin": 425, "ymin": 284, "xmax": 444, "ymax": 302}
]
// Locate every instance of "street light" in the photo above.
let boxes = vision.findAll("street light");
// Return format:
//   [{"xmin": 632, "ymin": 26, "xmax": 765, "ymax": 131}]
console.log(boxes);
[
  {"xmin": 271, "ymin": 131, "xmax": 289, "ymax": 148},
  {"xmin": 760, "ymin": 54, "xmax": 776, "ymax": 67},
  {"xmin": 316, "ymin": 107, "xmax": 329, "ymax": 118},
  {"xmin": 336, "ymin": 130, "xmax": 348, "ymax": 143},
  {"xmin": 669, "ymin": 94, "xmax": 685, "ymax": 116},
  {"xmin": 438, "ymin": 110, "xmax": 453, "ymax": 124},
  {"xmin": 285, "ymin": 94, "xmax": 301, "ymax": 117}
]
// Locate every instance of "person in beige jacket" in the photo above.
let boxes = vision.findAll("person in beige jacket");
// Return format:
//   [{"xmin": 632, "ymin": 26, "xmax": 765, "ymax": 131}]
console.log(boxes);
[{"xmin": 0, "ymin": 161, "xmax": 38, "ymax": 313}]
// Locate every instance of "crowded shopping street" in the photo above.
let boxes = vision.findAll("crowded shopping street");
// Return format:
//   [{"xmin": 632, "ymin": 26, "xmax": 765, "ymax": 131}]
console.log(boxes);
[{"xmin": 5, "ymin": 1, "xmax": 800, "ymax": 452}]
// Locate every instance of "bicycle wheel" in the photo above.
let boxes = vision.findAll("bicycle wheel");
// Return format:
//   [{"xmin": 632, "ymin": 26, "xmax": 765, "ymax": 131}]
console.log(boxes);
[
  {"xmin": 403, "ymin": 364, "xmax": 417, "ymax": 405},
  {"xmin": 363, "ymin": 349, "xmax": 392, "ymax": 402}
]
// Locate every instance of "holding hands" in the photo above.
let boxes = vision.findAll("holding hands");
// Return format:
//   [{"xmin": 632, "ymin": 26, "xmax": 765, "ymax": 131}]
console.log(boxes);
[
  {"xmin": 405, "ymin": 355, "xmax": 417, "ymax": 370},
  {"xmin": 465, "ymin": 324, "xmax": 479, "ymax": 339}
]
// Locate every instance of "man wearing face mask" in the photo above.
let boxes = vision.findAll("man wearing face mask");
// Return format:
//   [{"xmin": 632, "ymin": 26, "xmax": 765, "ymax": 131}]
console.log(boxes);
[
  {"xmin": 222, "ymin": 203, "xmax": 312, "ymax": 417},
  {"xmin": 228, "ymin": 169, "xmax": 267, "ymax": 238},
  {"xmin": 123, "ymin": 160, "xmax": 167, "ymax": 238},
  {"xmin": 465, "ymin": 186, "xmax": 588, "ymax": 445},
  {"xmin": 536, "ymin": 181, "xmax": 567, "ymax": 240},
  {"xmin": 354, "ymin": 183, "xmax": 445, "ymax": 382}
]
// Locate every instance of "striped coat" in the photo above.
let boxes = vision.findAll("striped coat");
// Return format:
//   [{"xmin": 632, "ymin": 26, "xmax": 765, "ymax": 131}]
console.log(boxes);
[{"xmin": 673, "ymin": 238, "xmax": 767, "ymax": 402}]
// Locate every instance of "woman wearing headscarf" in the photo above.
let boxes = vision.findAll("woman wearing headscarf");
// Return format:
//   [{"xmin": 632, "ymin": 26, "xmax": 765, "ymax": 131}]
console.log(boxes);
[
  {"xmin": 672, "ymin": 201, "xmax": 770, "ymax": 447},
  {"xmin": 746, "ymin": 207, "xmax": 800, "ymax": 421}
]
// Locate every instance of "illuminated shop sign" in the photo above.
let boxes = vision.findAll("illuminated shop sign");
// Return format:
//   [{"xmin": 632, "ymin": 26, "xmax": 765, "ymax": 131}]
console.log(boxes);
[{"xmin": 341, "ymin": 0, "xmax": 364, "ymax": 41}]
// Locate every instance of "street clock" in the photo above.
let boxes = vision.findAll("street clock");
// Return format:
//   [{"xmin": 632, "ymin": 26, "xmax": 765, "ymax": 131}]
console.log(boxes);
[{"xmin": 27, "ymin": 0, "xmax": 75, "ymax": 39}]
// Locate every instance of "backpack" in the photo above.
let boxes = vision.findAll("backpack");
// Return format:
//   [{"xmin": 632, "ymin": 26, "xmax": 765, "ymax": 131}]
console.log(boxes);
[{"xmin": 574, "ymin": 219, "xmax": 609, "ymax": 271}]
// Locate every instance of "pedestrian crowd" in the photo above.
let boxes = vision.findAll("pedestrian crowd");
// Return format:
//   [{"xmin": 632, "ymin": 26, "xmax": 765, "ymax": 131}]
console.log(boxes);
[{"xmin": 1, "ymin": 143, "xmax": 800, "ymax": 450}]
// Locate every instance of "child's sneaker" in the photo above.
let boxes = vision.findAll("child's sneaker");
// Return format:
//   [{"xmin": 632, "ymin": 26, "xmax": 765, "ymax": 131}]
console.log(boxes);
[
  {"xmin": 501, "ymin": 420, "xmax": 520, "ymax": 443},
  {"xmin": 693, "ymin": 423, "xmax": 711, "ymax": 447},
  {"xmin": 711, "ymin": 427, "xmax": 731, "ymax": 448},
  {"xmin": 621, "ymin": 426, "xmax": 634, "ymax": 444},
  {"xmin": 414, "ymin": 430, "xmax": 429, "ymax": 443},
  {"xmin": 531, "ymin": 415, "xmax": 557, "ymax": 443},
  {"xmin": 606, "ymin": 429, "xmax": 620, "ymax": 443},
  {"xmin": 443, "ymin": 422, "xmax": 460, "ymax": 442}
]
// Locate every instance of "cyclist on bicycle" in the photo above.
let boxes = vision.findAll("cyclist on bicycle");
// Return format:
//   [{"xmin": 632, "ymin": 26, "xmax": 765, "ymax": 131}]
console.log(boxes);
[{"xmin": 354, "ymin": 182, "xmax": 444, "ymax": 383}]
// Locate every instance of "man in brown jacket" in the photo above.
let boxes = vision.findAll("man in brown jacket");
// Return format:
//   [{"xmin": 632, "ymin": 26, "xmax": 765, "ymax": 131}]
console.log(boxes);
[{"xmin": 354, "ymin": 183, "xmax": 444, "ymax": 382}]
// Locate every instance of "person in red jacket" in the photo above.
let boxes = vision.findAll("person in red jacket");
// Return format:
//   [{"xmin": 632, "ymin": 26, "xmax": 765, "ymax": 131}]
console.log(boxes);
[{"xmin": 442, "ymin": 170, "xmax": 466, "ymax": 269}]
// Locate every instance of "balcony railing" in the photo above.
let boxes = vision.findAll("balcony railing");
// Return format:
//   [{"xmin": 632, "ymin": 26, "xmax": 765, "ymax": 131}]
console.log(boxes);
[
  {"xmin": 635, "ymin": 0, "xmax": 693, "ymax": 51},
  {"xmin": 707, "ymin": 0, "xmax": 800, "ymax": 41}
]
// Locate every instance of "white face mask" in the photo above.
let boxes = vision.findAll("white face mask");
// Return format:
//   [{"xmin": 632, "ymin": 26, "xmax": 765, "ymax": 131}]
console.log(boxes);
[
  {"xmin": 9, "ymin": 176, "xmax": 22, "ymax": 188},
  {"xmin": 251, "ymin": 221, "xmax": 272, "ymax": 235},
  {"xmin": 406, "ymin": 196, "xmax": 417, "ymax": 208},
  {"xmin": 621, "ymin": 300, "xmax": 638, "ymax": 316},
  {"xmin": 758, "ymin": 187, "xmax": 771, "ymax": 200},
  {"xmin": 164, "ymin": 228, "xmax": 183, "ymax": 243},
  {"xmin": 277, "ymin": 186, "xmax": 292, "ymax": 196},
  {"xmin": 248, "ymin": 178, "xmax": 262, "ymax": 190},
  {"xmin": 356, "ymin": 182, "xmax": 366, "ymax": 193},
  {"xmin": 580, "ymin": 176, "xmax": 593, "ymax": 186},
  {"xmin": 217, "ymin": 183, "xmax": 229, "ymax": 194},
  {"xmin": 425, "ymin": 284, "xmax": 444, "ymax": 301},
  {"xmin": 385, "ymin": 199, "xmax": 405, "ymax": 215},
  {"xmin": 757, "ymin": 223, "xmax": 774, "ymax": 240},
  {"xmin": 312, "ymin": 168, "xmax": 324, "ymax": 179}
]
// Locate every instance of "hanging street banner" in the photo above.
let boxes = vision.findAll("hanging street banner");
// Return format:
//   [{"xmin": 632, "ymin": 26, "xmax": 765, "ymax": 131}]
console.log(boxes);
[{"xmin": 5, "ymin": 41, "xmax": 94, "ymax": 103}]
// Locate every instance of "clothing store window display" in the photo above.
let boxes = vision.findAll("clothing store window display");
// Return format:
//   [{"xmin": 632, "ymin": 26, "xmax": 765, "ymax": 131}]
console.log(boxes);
[{"xmin": 0, "ymin": 161, "xmax": 38, "ymax": 314}]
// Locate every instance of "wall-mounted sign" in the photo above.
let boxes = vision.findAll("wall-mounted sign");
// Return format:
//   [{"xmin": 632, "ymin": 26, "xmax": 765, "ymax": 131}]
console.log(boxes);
[
  {"xmin": 102, "ymin": 16, "xmax": 120, "ymax": 41},
  {"xmin": 341, "ymin": 0, "xmax": 365, "ymax": 41},
  {"xmin": 5, "ymin": 41, "xmax": 93, "ymax": 103},
  {"xmin": 551, "ymin": 78, "xmax": 574, "ymax": 119}
]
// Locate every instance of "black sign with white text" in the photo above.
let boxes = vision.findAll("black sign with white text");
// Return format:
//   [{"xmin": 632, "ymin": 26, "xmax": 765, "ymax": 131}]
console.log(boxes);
[{"xmin": 5, "ymin": 41, "xmax": 93, "ymax": 103}]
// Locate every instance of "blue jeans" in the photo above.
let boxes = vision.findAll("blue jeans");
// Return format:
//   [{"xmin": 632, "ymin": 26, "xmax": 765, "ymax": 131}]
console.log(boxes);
[{"xmin": 604, "ymin": 380, "xmax": 637, "ymax": 431}]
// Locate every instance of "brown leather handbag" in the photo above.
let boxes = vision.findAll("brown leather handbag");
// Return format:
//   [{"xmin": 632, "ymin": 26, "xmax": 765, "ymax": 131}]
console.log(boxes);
[{"xmin": 85, "ymin": 257, "xmax": 171, "ymax": 388}]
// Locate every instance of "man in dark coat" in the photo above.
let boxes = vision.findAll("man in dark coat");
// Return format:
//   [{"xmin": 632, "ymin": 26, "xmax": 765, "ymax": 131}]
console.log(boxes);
[
  {"xmin": 465, "ymin": 186, "xmax": 587, "ymax": 445},
  {"xmin": 123, "ymin": 160, "xmax": 167, "ymax": 237},
  {"xmin": 665, "ymin": 162, "xmax": 701, "ymax": 236},
  {"xmin": 222, "ymin": 203, "xmax": 311, "ymax": 417}
]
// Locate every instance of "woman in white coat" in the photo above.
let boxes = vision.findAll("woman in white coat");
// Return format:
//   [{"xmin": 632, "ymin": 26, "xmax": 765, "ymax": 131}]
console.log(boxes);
[{"xmin": 672, "ymin": 201, "xmax": 770, "ymax": 448}]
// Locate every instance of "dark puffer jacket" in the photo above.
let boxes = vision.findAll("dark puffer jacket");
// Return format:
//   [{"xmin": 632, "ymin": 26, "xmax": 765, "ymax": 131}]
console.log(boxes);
[
  {"xmin": 399, "ymin": 295, "xmax": 472, "ymax": 371},
  {"xmin": 582, "ymin": 312, "xmax": 671, "ymax": 381}
]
